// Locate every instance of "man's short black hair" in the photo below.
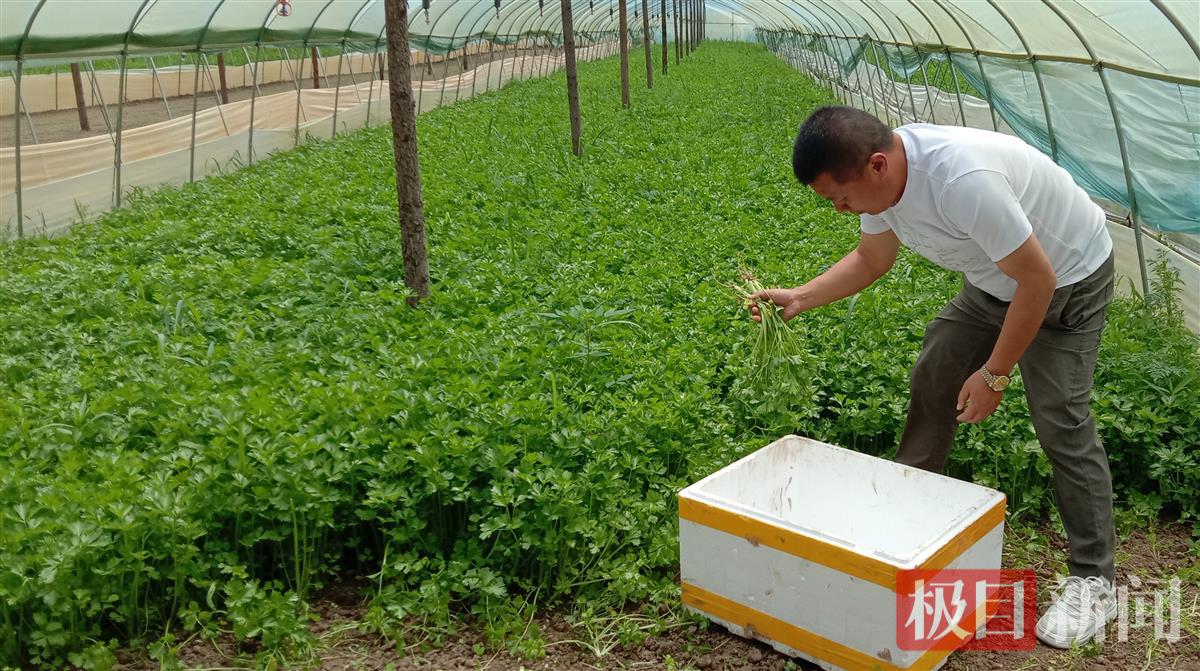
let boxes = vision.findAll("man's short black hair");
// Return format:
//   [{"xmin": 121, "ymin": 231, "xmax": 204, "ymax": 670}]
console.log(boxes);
[{"xmin": 792, "ymin": 106, "xmax": 894, "ymax": 185}]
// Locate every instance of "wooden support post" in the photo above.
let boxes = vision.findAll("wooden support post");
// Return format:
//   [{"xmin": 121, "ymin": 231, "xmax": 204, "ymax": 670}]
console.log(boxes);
[
  {"xmin": 216, "ymin": 52, "xmax": 229, "ymax": 103},
  {"xmin": 674, "ymin": 0, "xmax": 680, "ymax": 64},
  {"xmin": 641, "ymin": 0, "xmax": 653, "ymax": 88},
  {"xmin": 70, "ymin": 63, "xmax": 90, "ymax": 131},
  {"xmin": 619, "ymin": 0, "xmax": 630, "ymax": 107},
  {"xmin": 383, "ymin": 0, "xmax": 430, "ymax": 305},
  {"xmin": 561, "ymin": 0, "xmax": 582, "ymax": 157},
  {"xmin": 310, "ymin": 46, "xmax": 321, "ymax": 88},
  {"xmin": 660, "ymin": 0, "xmax": 667, "ymax": 75}
]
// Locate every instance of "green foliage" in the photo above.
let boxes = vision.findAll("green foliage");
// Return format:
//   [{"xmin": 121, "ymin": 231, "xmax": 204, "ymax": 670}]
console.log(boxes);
[
  {"xmin": 1094, "ymin": 255, "xmax": 1200, "ymax": 526},
  {"xmin": 1, "ymin": 42, "xmax": 1196, "ymax": 667}
]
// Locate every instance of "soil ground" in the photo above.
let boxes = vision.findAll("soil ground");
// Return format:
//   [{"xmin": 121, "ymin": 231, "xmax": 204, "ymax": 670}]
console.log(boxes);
[
  {"xmin": 108, "ymin": 519, "xmax": 1199, "ymax": 671},
  {"xmin": 1, "ymin": 47, "xmax": 563, "ymax": 147}
]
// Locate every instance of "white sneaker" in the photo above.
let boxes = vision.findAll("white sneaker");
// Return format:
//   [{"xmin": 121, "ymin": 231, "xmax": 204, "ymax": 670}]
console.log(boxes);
[{"xmin": 1035, "ymin": 575, "xmax": 1117, "ymax": 649}]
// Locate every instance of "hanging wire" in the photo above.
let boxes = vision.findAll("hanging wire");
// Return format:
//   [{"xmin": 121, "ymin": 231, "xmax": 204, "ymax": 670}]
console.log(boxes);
[
  {"xmin": 423, "ymin": 0, "xmax": 431, "ymax": 24},
  {"xmin": 495, "ymin": 0, "xmax": 501, "ymax": 19}
]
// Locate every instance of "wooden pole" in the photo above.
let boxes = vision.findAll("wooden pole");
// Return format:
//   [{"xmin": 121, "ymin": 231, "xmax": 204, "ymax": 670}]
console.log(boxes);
[
  {"xmin": 673, "ymin": 0, "xmax": 680, "ymax": 64},
  {"xmin": 619, "ymin": 0, "xmax": 630, "ymax": 107},
  {"xmin": 310, "ymin": 47, "xmax": 321, "ymax": 88},
  {"xmin": 383, "ymin": 0, "xmax": 431, "ymax": 305},
  {"xmin": 216, "ymin": 52, "xmax": 229, "ymax": 103},
  {"xmin": 686, "ymin": 0, "xmax": 696, "ymax": 54},
  {"xmin": 660, "ymin": 0, "xmax": 667, "ymax": 75},
  {"xmin": 560, "ymin": 0, "xmax": 582, "ymax": 157},
  {"xmin": 70, "ymin": 63, "xmax": 90, "ymax": 131},
  {"xmin": 641, "ymin": 0, "xmax": 653, "ymax": 88}
]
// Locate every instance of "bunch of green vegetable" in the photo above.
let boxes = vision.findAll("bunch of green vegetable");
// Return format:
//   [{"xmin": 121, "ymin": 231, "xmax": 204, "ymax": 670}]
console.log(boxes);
[{"xmin": 732, "ymin": 264, "xmax": 808, "ymax": 383}]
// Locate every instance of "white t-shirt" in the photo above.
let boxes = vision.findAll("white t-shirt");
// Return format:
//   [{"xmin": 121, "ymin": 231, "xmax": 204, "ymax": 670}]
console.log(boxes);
[{"xmin": 860, "ymin": 124, "xmax": 1112, "ymax": 301}]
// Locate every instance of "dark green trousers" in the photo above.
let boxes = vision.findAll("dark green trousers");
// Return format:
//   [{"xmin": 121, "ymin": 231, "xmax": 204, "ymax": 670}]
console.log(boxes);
[{"xmin": 896, "ymin": 253, "xmax": 1117, "ymax": 582}]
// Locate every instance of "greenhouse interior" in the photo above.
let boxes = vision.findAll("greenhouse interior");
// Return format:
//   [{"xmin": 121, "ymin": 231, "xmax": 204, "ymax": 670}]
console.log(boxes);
[{"xmin": 2, "ymin": 1, "xmax": 1197, "ymax": 670}]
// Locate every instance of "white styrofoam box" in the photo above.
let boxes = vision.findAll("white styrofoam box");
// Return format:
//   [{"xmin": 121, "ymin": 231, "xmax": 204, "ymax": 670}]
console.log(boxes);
[{"xmin": 679, "ymin": 435, "xmax": 1007, "ymax": 671}]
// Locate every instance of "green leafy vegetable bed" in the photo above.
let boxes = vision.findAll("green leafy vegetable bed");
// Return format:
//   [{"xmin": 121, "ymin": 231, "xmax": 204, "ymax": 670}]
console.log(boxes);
[{"xmin": 1, "ymin": 42, "xmax": 1196, "ymax": 668}]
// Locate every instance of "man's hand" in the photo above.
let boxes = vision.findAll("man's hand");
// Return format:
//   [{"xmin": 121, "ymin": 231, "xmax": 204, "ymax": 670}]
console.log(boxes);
[
  {"xmin": 956, "ymin": 371, "xmax": 1003, "ymax": 423},
  {"xmin": 747, "ymin": 288, "xmax": 806, "ymax": 322}
]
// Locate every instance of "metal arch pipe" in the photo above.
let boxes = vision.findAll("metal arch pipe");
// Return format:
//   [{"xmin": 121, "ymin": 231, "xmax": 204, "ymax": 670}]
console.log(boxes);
[
  {"xmin": 341, "ymin": 0, "xmax": 381, "ymax": 43},
  {"xmin": 717, "ymin": 3, "xmax": 811, "ymax": 86},
  {"xmin": 718, "ymin": 4, "xmax": 1200, "ymax": 88},
  {"xmin": 544, "ymin": 0, "xmax": 614, "ymax": 71},
  {"xmin": 10, "ymin": 0, "xmax": 50, "ymax": 233},
  {"xmin": 195, "ymin": 0, "xmax": 231, "ymax": 52},
  {"xmin": 985, "ymin": 0, "xmax": 1058, "ymax": 162},
  {"xmin": 334, "ymin": 0, "xmax": 379, "ymax": 106},
  {"xmin": 847, "ymin": 0, "xmax": 922, "ymax": 123},
  {"xmin": 494, "ymin": 1, "xmax": 549, "ymax": 83},
  {"xmin": 113, "ymin": 0, "xmax": 158, "ymax": 208},
  {"xmin": 571, "ymin": 2, "xmax": 604, "ymax": 54},
  {"xmin": 797, "ymin": 0, "xmax": 890, "ymax": 121},
  {"xmin": 780, "ymin": 0, "xmax": 883, "ymax": 112},
  {"xmin": 528, "ymin": 1, "xmax": 558, "ymax": 79},
  {"xmin": 321, "ymin": 5, "xmax": 381, "ymax": 137},
  {"xmin": 12, "ymin": 0, "xmax": 49, "ymax": 236},
  {"xmin": 860, "ymin": 0, "xmax": 941, "ymax": 124},
  {"xmin": 581, "ymin": 4, "xmax": 616, "ymax": 57},
  {"xmin": 471, "ymin": 0, "xmax": 571, "ymax": 94},
  {"xmin": 778, "ymin": 4, "xmax": 853, "ymax": 96},
  {"xmin": 188, "ymin": 51, "xmax": 204, "ymax": 182},
  {"xmin": 565, "ymin": 0, "xmax": 597, "ymax": 48},
  {"xmin": 12, "ymin": 60, "xmax": 23, "ymax": 238},
  {"xmin": 477, "ymin": 2, "xmax": 530, "ymax": 94},
  {"xmin": 525, "ymin": 1, "xmax": 565, "ymax": 77},
  {"xmin": 1149, "ymin": 0, "xmax": 1200, "ymax": 63},
  {"xmin": 332, "ymin": 41, "xmax": 348, "ymax": 136},
  {"xmin": 504, "ymin": 1, "xmax": 554, "ymax": 83},
  {"xmin": 559, "ymin": 0, "xmax": 628, "ymax": 61},
  {"xmin": 926, "ymin": 0, "xmax": 1000, "ymax": 132},
  {"xmin": 14, "ymin": 0, "xmax": 49, "ymax": 58},
  {"xmin": 704, "ymin": 1, "xmax": 788, "ymax": 38},
  {"xmin": 457, "ymin": 2, "xmax": 508, "ymax": 99},
  {"xmin": 769, "ymin": 2, "xmax": 863, "ymax": 107},
  {"xmin": 301, "ymin": 0, "xmax": 340, "ymax": 47},
  {"xmin": 479, "ymin": 4, "xmax": 508, "ymax": 94},
  {"xmin": 902, "ymin": 0, "xmax": 967, "ymax": 127},
  {"xmin": 439, "ymin": 2, "xmax": 493, "ymax": 108},
  {"xmin": 243, "ymin": 2, "xmax": 283, "ymax": 166},
  {"xmin": 574, "ymin": 0, "xmax": 620, "ymax": 51},
  {"xmin": 1041, "ymin": 0, "xmax": 1151, "ymax": 300},
  {"xmin": 534, "ymin": 1, "xmax": 602, "ymax": 55},
  {"xmin": 816, "ymin": 0, "xmax": 916, "ymax": 125},
  {"xmin": 290, "ymin": 44, "xmax": 308, "ymax": 143},
  {"xmin": 757, "ymin": 2, "xmax": 850, "ymax": 92}
]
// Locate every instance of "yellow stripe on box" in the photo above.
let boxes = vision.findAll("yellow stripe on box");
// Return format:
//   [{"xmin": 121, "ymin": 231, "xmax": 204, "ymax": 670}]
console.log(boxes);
[
  {"xmin": 681, "ymin": 581, "xmax": 1000, "ymax": 671},
  {"xmin": 919, "ymin": 496, "xmax": 1006, "ymax": 574},
  {"xmin": 678, "ymin": 495, "xmax": 1006, "ymax": 592}
]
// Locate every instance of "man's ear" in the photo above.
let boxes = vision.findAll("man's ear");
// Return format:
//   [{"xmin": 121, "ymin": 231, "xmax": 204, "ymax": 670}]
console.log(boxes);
[{"xmin": 865, "ymin": 152, "xmax": 889, "ymax": 180}]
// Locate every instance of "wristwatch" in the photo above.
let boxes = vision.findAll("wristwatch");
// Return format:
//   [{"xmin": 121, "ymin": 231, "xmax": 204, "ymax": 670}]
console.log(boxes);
[{"xmin": 979, "ymin": 366, "xmax": 1011, "ymax": 392}]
